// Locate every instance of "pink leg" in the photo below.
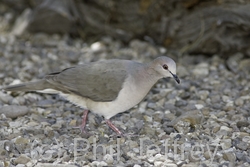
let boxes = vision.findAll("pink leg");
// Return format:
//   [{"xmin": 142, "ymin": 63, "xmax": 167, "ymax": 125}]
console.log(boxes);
[
  {"xmin": 105, "ymin": 119, "xmax": 123, "ymax": 136},
  {"xmin": 80, "ymin": 110, "xmax": 89, "ymax": 133}
]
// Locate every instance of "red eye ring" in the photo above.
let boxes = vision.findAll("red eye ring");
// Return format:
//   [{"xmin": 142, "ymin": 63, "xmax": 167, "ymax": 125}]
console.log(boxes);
[{"xmin": 163, "ymin": 64, "xmax": 168, "ymax": 70}]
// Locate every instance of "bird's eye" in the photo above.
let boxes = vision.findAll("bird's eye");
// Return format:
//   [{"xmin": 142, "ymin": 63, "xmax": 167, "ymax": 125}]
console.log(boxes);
[{"xmin": 163, "ymin": 64, "xmax": 168, "ymax": 70}]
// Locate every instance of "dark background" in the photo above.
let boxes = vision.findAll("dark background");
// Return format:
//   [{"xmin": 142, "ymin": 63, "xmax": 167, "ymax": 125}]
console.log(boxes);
[{"xmin": 1, "ymin": 0, "xmax": 250, "ymax": 57}]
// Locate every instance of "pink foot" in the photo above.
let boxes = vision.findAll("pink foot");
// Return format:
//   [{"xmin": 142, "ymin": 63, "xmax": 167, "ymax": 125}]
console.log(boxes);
[
  {"xmin": 79, "ymin": 109, "xmax": 89, "ymax": 133},
  {"xmin": 105, "ymin": 119, "xmax": 124, "ymax": 136}
]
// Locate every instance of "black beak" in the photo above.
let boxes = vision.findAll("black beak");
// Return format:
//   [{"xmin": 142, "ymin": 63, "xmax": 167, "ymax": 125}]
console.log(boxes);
[{"xmin": 169, "ymin": 71, "xmax": 180, "ymax": 84}]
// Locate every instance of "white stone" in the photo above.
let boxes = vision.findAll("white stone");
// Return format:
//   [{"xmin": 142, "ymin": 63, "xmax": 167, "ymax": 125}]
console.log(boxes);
[
  {"xmin": 193, "ymin": 63, "xmax": 209, "ymax": 76},
  {"xmin": 154, "ymin": 161, "xmax": 163, "ymax": 167},
  {"xmin": 195, "ymin": 104, "xmax": 204, "ymax": 110},
  {"xmin": 103, "ymin": 154, "xmax": 114, "ymax": 164},
  {"xmin": 133, "ymin": 165, "xmax": 141, "ymax": 167}
]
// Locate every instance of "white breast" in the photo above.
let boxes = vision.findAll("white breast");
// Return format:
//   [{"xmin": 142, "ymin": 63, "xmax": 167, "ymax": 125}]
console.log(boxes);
[
  {"xmin": 88, "ymin": 77, "xmax": 152, "ymax": 119},
  {"xmin": 59, "ymin": 75, "xmax": 155, "ymax": 119}
]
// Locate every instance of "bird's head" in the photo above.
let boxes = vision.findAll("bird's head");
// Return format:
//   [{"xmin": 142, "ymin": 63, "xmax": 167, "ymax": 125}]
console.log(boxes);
[{"xmin": 152, "ymin": 56, "xmax": 180, "ymax": 84}]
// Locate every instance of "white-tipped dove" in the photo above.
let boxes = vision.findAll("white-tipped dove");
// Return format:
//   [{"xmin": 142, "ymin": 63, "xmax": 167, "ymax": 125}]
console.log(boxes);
[{"xmin": 3, "ymin": 56, "xmax": 180, "ymax": 136}]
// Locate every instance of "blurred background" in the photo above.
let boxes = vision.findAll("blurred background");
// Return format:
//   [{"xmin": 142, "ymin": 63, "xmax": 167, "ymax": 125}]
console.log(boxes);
[{"xmin": 1, "ymin": 0, "xmax": 250, "ymax": 57}]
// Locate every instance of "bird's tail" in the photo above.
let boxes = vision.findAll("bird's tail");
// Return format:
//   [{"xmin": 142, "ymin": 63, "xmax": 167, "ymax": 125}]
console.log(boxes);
[{"xmin": 2, "ymin": 80, "xmax": 51, "ymax": 92}]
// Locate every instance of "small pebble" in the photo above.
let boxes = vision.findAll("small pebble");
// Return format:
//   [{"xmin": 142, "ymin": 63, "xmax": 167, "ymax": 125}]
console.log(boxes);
[{"xmin": 14, "ymin": 154, "xmax": 31, "ymax": 164}]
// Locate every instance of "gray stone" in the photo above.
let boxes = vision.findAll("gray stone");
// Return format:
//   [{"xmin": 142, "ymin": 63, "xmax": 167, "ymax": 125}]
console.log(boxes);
[
  {"xmin": 162, "ymin": 125, "xmax": 175, "ymax": 134},
  {"xmin": 237, "ymin": 121, "xmax": 249, "ymax": 128},
  {"xmin": 14, "ymin": 154, "xmax": 31, "ymax": 164},
  {"xmin": 103, "ymin": 154, "xmax": 114, "ymax": 164},
  {"xmin": 0, "ymin": 91, "xmax": 13, "ymax": 104},
  {"xmin": 192, "ymin": 63, "xmax": 209, "ymax": 76},
  {"xmin": 226, "ymin": 52, "xmax": 244, "ymax": 73},
  {"xmin": 197, "ymin": 90, "xmax": 209, "ymax": 100},
  {"xmin": 221, "ymin": 139, "xmax": 232, "ymax": 150},
  {"xmin": 236, "ymin": 141, "xmax": 249, "ymax": 151},
  {"xmin": 239, "ymin": 58, "xmax": 250, "ymax": 73},
  {"xmin": 35, "ymin": 163, "xmax": 78, "ymax": 167},
  {"xmin": 175, "ymin": 100, "xmax": 187, "ymax": 107},
  {"xmin": 170, "ymin": 110, "xmax": 204, "ymax": 127},
  {"xmin": 236, "ymin": 151, "xmax": 245, "ymax": 161},
  {"xmin": 0, "ymin": 105, "xmax": 29, "ymax": 119}
]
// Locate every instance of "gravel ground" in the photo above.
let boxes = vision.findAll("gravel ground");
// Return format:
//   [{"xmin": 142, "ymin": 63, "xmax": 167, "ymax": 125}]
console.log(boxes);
[{"xmin": 0, "ymin": 33, "xmax": 250, "ymax": 167}]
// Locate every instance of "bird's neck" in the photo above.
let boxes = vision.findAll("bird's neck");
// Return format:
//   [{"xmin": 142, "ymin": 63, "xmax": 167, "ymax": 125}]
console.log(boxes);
[{"xmin": 134, "ymin": 64, "xmax": 161, "ymax": 87}]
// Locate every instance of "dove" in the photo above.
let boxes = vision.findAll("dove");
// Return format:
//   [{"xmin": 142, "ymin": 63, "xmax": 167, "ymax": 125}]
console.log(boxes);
[{"xmin": 3, "ymin": 56, "xmax": 180, "ymax": 136}]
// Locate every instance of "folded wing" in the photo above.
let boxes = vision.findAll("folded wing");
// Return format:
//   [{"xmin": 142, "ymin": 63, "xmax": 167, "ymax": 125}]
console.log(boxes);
[{"xmin": 45, "ymin": 60, "xmax": 128, "ymax": 102}]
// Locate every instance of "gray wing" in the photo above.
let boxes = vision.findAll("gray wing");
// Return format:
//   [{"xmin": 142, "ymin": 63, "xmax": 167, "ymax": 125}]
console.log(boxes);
[{"xmin": 45, "ymin": 60, "xmax": 128, "ymax": 102}]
